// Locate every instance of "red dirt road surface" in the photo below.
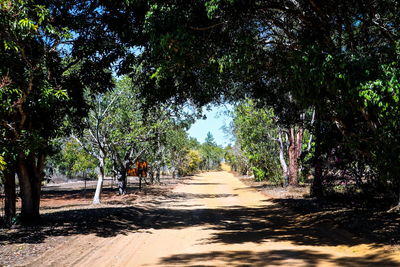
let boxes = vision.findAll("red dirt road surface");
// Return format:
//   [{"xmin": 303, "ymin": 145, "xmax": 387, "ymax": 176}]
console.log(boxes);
[{"xmin": 24, "ymin": 171, "xmax": 400, "ymax": 266}]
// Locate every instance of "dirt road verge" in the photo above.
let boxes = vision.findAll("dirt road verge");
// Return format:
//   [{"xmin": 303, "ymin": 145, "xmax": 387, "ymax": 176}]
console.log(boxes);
[{"xmin": 237, "ymin": 174, "xmax": 400, "ymax": 253}]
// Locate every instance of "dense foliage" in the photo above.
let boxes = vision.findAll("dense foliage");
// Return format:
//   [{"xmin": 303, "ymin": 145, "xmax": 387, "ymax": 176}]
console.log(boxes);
[
  {"xmin": 231, "ymin": 101, "xmax": 282, "ymax": 182},
  {"xmin": 227, "ymin": 100, "xmax": 313, "ymax": 184}
]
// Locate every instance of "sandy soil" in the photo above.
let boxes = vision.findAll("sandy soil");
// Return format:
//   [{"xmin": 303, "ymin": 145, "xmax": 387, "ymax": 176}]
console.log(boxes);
[{"xmin": 18, "ymin": 171, "xmax": 400, "ymax": 266}]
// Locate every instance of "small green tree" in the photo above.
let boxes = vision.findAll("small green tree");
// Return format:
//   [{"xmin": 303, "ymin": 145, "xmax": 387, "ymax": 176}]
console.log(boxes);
[
  {"xmin": 57, "ymin": 139, "xmax": 98, "ymax": 179},
  {"xmin": 199, "ymin": 132, "xmax": 224, "ymax": 170}
]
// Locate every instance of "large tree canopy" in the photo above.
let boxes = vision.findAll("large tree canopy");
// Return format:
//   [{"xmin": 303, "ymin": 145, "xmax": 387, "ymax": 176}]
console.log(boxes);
[{"xmin": 118, "ymin": 0, "xmax": 400, "ymax": 200}]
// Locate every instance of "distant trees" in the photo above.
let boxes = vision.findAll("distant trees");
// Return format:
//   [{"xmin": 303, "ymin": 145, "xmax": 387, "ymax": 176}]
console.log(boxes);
[
  {"xmin": 224, "ymin": 144, "xmax": 250, "ymax": 176},
  {"xmin": 49, "ymin": 138, "xmax": 98, "ymax": 180},
  {"xmin": 199, "ymin": 132, "xmax": 224, "ymax": 171},
  {"xmin": 69, "ymin": 77, "xmax": 196, "ymax": 203},
  {"xmin": 43, "ymin": 77, "xmax": 224, "ymax": 205}
]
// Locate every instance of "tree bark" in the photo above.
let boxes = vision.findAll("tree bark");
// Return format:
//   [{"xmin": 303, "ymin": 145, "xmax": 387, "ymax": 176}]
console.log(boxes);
[
  {"xmin": 17, "ymin": 152, "xmax": 44, "ymax": 223},
  {"xmin": 287, "ymin": 127, "xmax": 302, "ymax": 186},
  {"xmin": 156, "ymin": 168, "xmax": 161, "ymax": 183},
  {"xmin": 278, "ymin": 130, "xmax": 289, "ymax": 186},
  {"xmin": 277, "ymin": 118, "xmax": 305, "ymax": 187},
  {"xmin": 117, "ymin": 164, "xmax": 127, "ymax": 195},
  {"xmin": 311, "ymin": 120, "xmax": 324, "ymax": 198},
  {"xmin": 149, "ymin": 169, "xmax": 154, "ymax": 184},
  {"xmin": 93, "ymin": 156, "xmax": 105, "ymax": 204},
  {"xmin": 3, "ymin": 164, "xmax": 16, "ymax": 226}
]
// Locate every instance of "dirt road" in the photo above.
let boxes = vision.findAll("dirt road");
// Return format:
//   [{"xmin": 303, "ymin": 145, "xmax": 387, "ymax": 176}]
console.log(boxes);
[{"xmin": 26, "ymin": 171, "xmax": 400, "ymax": 266}]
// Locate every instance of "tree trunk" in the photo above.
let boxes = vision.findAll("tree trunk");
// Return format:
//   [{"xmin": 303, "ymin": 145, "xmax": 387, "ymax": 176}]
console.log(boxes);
[
  {"xmin": 3, "ymin": 164, "xmax": 16, "ymax": 226},
  {"xmin": 149, "ymin": 169, "xmax": 154, "ymax": 184},
  {"xmin": 156, "ymin": 168, "xmax": 161, "ymax": 184},
  {"xmin": 311, "ymin": 120, "xmax": 324, "ymax": 198},
  {"xmin": 278, "ymin": 130, "xmax": 289, "ymax": 186},
  {"xmin": 312, "ymin": 159, "xmax": 323, "ymax": 198},
  {"xmin": 287, "ymin": 128, "xmax": 299, "ymax": 186},
  {"xmin": 287, "ymin": 126, "xmax": 304, "ymax": 186},
  {"xmin": 17, "ymin": 152, "xmax": 44, "ymax": 223},
  {"xmin": 117, "ymin": 165, "xmax": 127, "ymax": 195},
  {"xmin": 93, "ymin": 157, "xmax": 105, "ymax": 204}
]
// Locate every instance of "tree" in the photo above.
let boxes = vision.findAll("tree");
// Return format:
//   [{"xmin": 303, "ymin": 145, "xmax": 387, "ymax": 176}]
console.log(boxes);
[
  {"xmin": 73, "ymin": 76, "xmax": 195, "ymax": 200},
  {"xmin": 164, "ymin": 128, "xmax": 192, "ymax": 178},
  {"xmin": 0, "ymin": 0, "xmax": 133, "ymax": 221},
  {"xmin": 55, "ymin": 138, "xmax": 98, "ymax": 179},
  {"xmin": 199, "ymin": 132, "xmax": 224, "ymax": 170},
  {"xmin": 185, "ymin": 150, "xmax": 202, "ymax": 175},
  {"xmin": 232, "ymin": 100, "xmax": 283, "ymax": 183},
  {"xmin": 224, "ymin": 144, "xmax": 250, "ymax": 175},
  {"xmin": 73, "ymin": 78, "xmax": 148, "ymax": 202}
]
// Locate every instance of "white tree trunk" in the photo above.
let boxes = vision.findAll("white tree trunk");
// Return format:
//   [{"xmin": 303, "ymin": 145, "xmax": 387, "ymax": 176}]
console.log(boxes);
[
  {"xmin": 93, "ymin": 175, "xmax": 104, "ymax": 205},
  {"xmin": 278, "ymin": 130, "xmax": 289, "ymax": 184},
  {"xmin": 93, "ymin": 156, "xmax": 105, "ymax": 204}
]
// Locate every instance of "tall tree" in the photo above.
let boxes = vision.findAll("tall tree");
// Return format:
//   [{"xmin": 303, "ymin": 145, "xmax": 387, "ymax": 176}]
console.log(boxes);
[
  {"xmin": 199, "ymin": 132, "xmax": 224, "ymax": 170},
  {"xmin": 0, "ymin": 0, "xmax": 132, "ymax": 221}
]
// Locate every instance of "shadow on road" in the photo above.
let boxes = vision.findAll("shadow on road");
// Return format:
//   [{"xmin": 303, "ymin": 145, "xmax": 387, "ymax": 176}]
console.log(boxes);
[
  {"xmin": 158, "ymin": 249, "xmax": 398, "ymax": 267},
  {"xmin": 1, "ymin": 180, "xmax": 398, "ymax": 266}
]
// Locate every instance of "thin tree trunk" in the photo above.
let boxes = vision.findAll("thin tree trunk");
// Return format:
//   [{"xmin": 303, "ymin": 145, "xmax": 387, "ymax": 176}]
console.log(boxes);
[
  {"xmin": 156, "ymin": 168, "xmax": 160, "ymax": 183},
  {"xmin": 149, "ymin": 169, "xmax": 154, "ymax": 184},
  {"xmin": 93, "ymin": 157, "xmax": 105, "ymax": 204},
  {"xmin": 296, "ymin": 127, "xmax": 304, "ymax": 174},
  {"xmin": 288, "ymin": 127, "xmax": 299, "ymax": 186},
  {"xmin": 278, "ymin": 130, "xmax": 289, "ymax": 186},
  {"xmin": 117, "ymin": 164, "xmax": 127, "ymax": 195},
  {"xmin": 296, "ymin": 128, "xmax": 304, "ymax": 159},
  {"xmin": 307, "ymin": 109, "xmax": 316, "ymax": 152}
]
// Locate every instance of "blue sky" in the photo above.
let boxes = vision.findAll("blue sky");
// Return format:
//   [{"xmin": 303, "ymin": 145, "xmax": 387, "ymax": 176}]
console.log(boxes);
[{"xmin": 187, "ymin": 104, "xmax": 233, "ymax": 147}]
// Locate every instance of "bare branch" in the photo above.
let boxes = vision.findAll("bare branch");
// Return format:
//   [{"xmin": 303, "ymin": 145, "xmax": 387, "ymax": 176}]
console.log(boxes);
[
  {"xmin": 72, "ymin": 134, "xmax": 99, "ymax": 159},
  {"xmin": 189, "ymin": 21, "xmax": 225, "ymax": 31}
]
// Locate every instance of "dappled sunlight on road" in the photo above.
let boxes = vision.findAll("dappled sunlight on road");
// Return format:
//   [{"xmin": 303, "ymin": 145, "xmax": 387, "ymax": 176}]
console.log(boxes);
[{"xmin": 25, "ymin": 171, "xmax": 400, "ymax": 267}]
